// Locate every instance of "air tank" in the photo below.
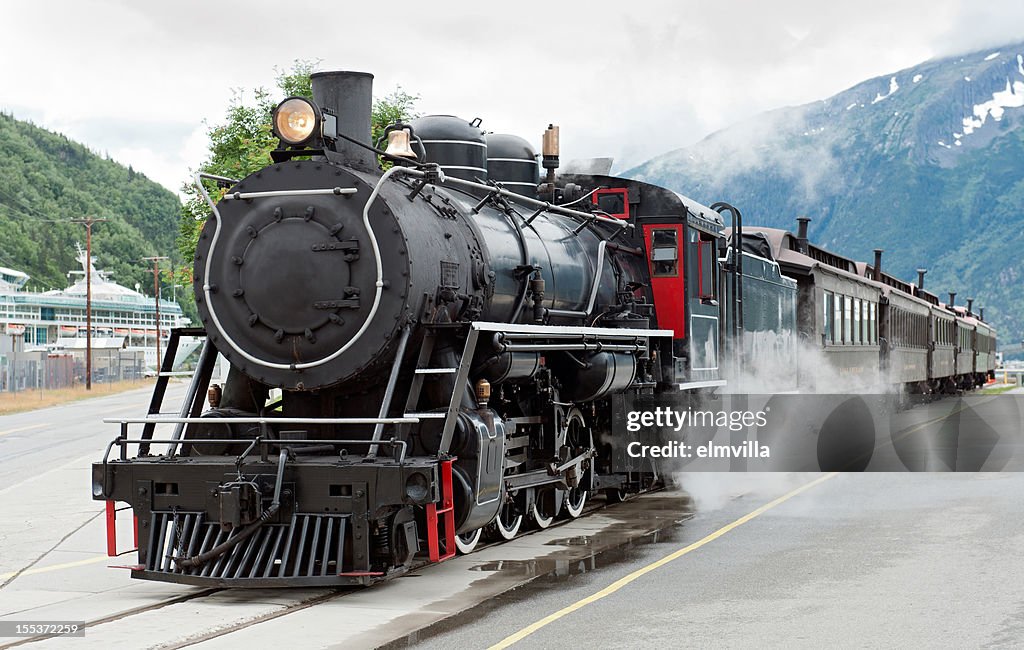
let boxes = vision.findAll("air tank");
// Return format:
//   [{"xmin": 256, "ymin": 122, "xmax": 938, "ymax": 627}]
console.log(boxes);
[
  {"xmin": 485, "ymin": 133, "xmax": 539, "ymax": 197},
  {"xmin": 409, "ymin": 115, "xmax": 487, "ymax": 182}
]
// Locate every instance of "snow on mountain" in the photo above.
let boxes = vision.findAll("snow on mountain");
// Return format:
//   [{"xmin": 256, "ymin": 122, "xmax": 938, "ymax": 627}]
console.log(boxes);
[{"xmin": 626, "ymin": 42, "xmax": 1024, "ymax": 352}]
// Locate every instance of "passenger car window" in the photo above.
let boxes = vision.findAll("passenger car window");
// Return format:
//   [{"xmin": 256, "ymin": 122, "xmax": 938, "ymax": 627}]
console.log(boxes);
[
  {"xmin": 853, "ymin": 299, "xmax": 861, "ymax": 344},
  {"xmin": 824, "ymin": 292, "xmax": 833, "ymax": 342},
  {"xmin": 843, "ymin": 296, "xmax": 852, "ymax": 344}
]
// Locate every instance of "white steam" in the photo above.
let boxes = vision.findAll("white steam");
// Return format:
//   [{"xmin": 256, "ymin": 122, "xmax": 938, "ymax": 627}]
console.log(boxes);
[
  {"xmin": 725, "ymin": 336, "xmax": 899, "ymax": 395},
  {"xmin": 674, "ymin": 472, "xmax": 820, "ymax": 511}
]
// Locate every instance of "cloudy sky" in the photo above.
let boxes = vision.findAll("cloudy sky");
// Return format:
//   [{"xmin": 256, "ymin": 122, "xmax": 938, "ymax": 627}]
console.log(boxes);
[{"xmin": 2, "ymin": 0, "xmax": 1021, "ymax": 195}]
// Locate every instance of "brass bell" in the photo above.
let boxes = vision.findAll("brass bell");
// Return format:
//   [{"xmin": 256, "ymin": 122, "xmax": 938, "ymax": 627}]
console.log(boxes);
[{"xmin": 384, "ymin": 127, "xmax": 418, "ymax": 159}]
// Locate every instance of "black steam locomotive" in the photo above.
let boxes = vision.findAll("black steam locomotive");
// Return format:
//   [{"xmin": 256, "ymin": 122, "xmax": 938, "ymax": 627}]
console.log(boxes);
[{"xmin": 91, "ymin": 70, "xmax": 995, "ymax": 587}]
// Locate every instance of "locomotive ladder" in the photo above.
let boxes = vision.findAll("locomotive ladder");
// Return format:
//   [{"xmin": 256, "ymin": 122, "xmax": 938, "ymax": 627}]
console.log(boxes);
[
  {"xmin": 381, "ymin": 323, "xmax": 476, "ymax": 564},
  {"xmin": 400, "ymin": 324, "xmax": 481, "ymax": 457},
  {"xmin": 366, "ymin": 322, "xmax": 476, "ymax": 459},
  {"xmin": 139, "ymin": 326, "xmax": 212, "ymax": 456}
]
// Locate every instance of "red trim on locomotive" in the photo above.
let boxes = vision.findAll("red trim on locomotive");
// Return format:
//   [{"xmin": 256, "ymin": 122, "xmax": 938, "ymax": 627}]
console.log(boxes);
[
  {"xmin": 426, "ymin": 459, "xmax": 457, "ymax": 562},
  {"xmin": 591, "ymin": 188, "xmax": 630, "ymax": 219},
  {"xmin": 105, "ymin": 500, "xmax": 117, "ymax": 557},
  {"xmin": 643, "ymin": 223, "xmax": 686, "ymax": 338}
]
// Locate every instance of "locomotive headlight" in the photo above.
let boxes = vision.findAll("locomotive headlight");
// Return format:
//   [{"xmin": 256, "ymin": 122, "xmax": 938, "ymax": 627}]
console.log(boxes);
[
  {"xmin": 273, "ymin": 97, "xmax": 320, "ymax": 145},
  {"xmin": 404, "ymin": 472, "xmax": 430, "ymax": 503}
]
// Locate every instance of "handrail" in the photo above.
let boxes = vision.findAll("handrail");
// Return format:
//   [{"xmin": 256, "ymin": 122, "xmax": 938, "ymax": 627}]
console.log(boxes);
[
  {"xmin": 392, "ymin": 166, "xmax": 632, "ymax": 230},
  {"xmin": 102, "ymin": 435, "xmax": 409, "ymax": 464},
  {"xmin": 103, "ymin": 416, "xmax": 419, "ymax": 425},
  {"xmin": 98, "ymin": 434, "xmax": 411, "ymax": 499}
]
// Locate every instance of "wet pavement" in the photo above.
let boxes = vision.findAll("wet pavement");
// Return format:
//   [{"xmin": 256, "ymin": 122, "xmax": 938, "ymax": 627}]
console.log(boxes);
[
  {"xmin": 3, "ymin": 391, "xmax": 1024, "ymax": 648},
  {"xmin": 177, "ymin": 493, "xmax": 695, "ymax": 649},
  {"xmin": 404, "ymin": 473, "xmax": 1024, "ymax": 649}
]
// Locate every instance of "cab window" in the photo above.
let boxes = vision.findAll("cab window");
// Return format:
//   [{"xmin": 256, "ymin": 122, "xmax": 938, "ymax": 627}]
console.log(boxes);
[{"xmin": 650, "ymin": 229, "xmax": 679, "ymax": 277}]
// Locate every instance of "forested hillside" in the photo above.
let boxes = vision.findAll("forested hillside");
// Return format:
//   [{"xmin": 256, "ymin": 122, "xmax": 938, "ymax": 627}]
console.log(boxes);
[{"xmin": 0, "ymin": 112, "xmax": 182, "ymax": 294}]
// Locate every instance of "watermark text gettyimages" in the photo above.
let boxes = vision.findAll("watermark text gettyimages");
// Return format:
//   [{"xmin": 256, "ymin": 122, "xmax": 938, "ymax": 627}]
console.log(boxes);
[{"xmin": 613, "ymin": 394, "xmax": 1024, "ymax": 471}]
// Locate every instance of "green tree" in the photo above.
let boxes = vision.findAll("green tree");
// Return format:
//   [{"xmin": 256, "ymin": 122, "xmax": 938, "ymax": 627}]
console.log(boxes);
[{"xmin": 176, "ymin": 61, "xmax": 418, "ymax": 298}]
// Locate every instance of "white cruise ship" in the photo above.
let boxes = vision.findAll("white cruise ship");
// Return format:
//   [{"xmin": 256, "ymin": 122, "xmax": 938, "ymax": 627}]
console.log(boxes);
[{"xmin": 0, "ymin": 246, "xmax": 188, "ymax": 369}]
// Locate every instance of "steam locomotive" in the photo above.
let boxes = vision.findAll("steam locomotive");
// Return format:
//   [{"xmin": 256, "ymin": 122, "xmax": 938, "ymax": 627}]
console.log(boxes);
[{"xmin": 91, "ymin": 70, "xmax": 995, "ymax": 587}]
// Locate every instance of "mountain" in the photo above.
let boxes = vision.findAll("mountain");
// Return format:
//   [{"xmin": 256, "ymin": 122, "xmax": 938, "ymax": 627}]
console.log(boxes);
[
  {"xmin": 0, "ymin": 111, "xmax": 182, "ymax": 294},
  {"xmin": 627, "ymin": 43, "xmax": 1024, "ymax": 352}
]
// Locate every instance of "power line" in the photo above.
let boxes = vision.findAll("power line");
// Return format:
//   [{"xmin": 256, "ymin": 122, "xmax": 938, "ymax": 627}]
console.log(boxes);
[
  {"xmin": 0, "ymin": 196, "xmax": 65, "ymax": 222},
  {"xmin": 0, "ymin": 186, "xmax": 59, "ymax": 221}
]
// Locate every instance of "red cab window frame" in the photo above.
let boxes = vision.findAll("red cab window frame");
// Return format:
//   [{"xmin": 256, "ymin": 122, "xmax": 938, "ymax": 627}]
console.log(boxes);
[{"xmin": 591, "ymin": 188, "xmax": 630, "ymax": 220}]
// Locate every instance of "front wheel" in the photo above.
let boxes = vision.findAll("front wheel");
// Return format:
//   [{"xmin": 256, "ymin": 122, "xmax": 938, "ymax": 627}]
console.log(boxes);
[{"xmin": 604, "ymin": 487, "xmax": 630, "ymax": 503}]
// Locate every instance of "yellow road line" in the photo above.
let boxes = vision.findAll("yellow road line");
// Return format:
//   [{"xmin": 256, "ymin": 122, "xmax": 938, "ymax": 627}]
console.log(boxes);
[
  {"xmin": 0, "ymin": 423, "xmax": 50, "ymax": 437},
  {"xmin": 886, "ymin": 397, "xmax": 987, "ymax": 447},
  {"xmin": 489, "ymin": 472, "xmax": 839, "ymax": 649},
  {"xmin": 0, "ymin": 554, "xmax": 110, "ymax": 581}
]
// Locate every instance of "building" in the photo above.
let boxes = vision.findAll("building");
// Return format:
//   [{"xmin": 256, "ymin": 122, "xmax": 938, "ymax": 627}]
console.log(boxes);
[{"xmin": 0, "ymin": 246, "xmax": 188, "ymax": 384}]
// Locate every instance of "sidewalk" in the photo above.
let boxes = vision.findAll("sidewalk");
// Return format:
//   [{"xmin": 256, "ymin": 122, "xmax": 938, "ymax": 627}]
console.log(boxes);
[{"xmin": 0, "ymin": 379, "xmax": 157, "ymax": 415}]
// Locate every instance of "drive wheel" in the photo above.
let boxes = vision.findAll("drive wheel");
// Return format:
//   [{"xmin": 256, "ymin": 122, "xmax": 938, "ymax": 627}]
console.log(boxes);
[
  {"xmin": 563, "ymin": 485, "xmax": 588, "ymax": 518},
  {"xmin": 530, "ymin": 489, "xmax": 560, "ymax": 529},
  {"xmin": 455, "ymin": 528, "xmax": 482, "ymax": 554},
  {"xmin": 559, "ymin": 408, "xmax": 591, "ymax": 520},
  {"xmin": 491, "ymin": 497, "xmax": 523, "ymax": 540}
]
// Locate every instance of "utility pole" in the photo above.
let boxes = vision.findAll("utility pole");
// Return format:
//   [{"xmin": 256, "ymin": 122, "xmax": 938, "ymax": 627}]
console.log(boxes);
[
  {"xmin": 142, "ymin": 256, "xmax": 169, "ymax": 372},
  {"xmin": 72, "ymin": 217, "xmax": 107, "ymax": 390}
]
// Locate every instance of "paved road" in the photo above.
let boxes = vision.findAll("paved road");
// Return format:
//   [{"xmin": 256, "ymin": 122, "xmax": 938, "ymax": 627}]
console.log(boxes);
[
  {"xmin": 0, "ymin": 382, "xmax": 188, "ymax": 579},
  {"xmin": 0, "ymin": 383, "xmax": 188, "ymax": 489},
  {"xmin": 1, "ymin": 390, "xmax": 1022, "ymax": 648},
  {"xmin": 410, "ymin": 473, "xmax": 1024, "ymax": 649}
]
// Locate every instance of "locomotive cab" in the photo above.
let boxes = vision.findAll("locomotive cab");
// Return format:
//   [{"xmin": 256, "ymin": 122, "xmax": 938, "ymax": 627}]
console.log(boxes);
[{"xmin": 562, "ymin": 176, "xmax": 728, "ymax": 391}]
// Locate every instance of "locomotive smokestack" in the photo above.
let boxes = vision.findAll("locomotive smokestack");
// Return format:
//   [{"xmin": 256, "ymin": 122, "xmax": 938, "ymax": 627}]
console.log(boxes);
[
  {"xmin": 948, "ymin": 292, "xmax": 956, "ymax": 307},
  {"xmin": 980, "ymin": 307, "xmax": 984, "ymax": 321},
  {"xmin": 311, "ymin": 71, "xmax": 375, "ymax": 171},
  {"xmin": 873, "ymin": 249, "xmax": 883, "ymax": 282},
  {"xmin": 795, "ymin": 217, "xmax": 810, "ymax": 254},
  {"xmin": 967, "ymin": 298, "xmax": 974, "ymax": 315},
  {"xmin": 917, "ymin": 269, "xmax": 926, "ymax": 292}
]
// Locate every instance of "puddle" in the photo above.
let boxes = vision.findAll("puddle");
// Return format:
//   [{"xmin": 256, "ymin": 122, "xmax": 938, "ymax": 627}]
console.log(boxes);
[
  {"xmin": 382, "ymin": 492, "xmax": 695, "ymax": 648},
  {"xmin": 466, "ymin": 525, "xmax": 686, "ymax": 580}
]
